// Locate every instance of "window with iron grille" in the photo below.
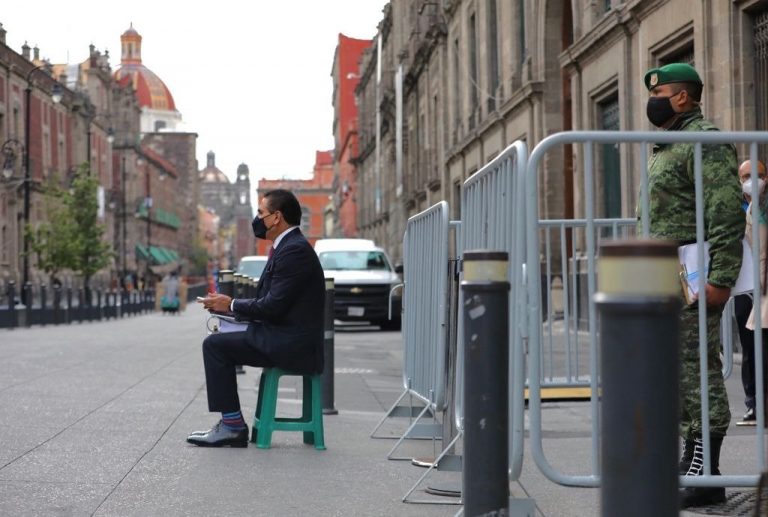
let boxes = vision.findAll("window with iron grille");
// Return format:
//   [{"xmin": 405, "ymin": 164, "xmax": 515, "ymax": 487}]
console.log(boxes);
[
  {"xmin": 660, "ymin": 45, "xmax": 694, "ymax": 66},
  {"xmin": 487, "ymin": 0, "xmax": 499, "ymax": 112},
  {"xmin": 453, "ymin": 38, "xmax": 461, "ymax": 139},
  {"xmin": 599, "ymin": 96, "xmax": 621, "ymax": 219},
  {"xmin": 468, "ymin": 13, "xmax": 479, "ymax": 117},
  {"xmin": 754, "ymin": 9, "xmax": 768, "ymax": 158}
]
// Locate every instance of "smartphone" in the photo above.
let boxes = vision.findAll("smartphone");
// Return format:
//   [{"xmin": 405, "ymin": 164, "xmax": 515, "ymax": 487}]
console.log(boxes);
[{"xmin": 196, "ymin": 296, "xmax": 206, "ymax": 302}]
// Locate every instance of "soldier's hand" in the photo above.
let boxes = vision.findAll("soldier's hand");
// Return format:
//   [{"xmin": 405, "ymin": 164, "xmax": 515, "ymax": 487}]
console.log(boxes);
[{"xmin": 703, "ymin": 284, "xmax": 731, "ymax": 308}]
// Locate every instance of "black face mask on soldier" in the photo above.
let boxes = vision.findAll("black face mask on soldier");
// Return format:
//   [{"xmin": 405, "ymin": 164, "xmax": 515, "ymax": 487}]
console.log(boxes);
[
  {"xmin": 646, "ymin": 90, "xmax": 683, "ymax": 128},
  {"xmin": 251, "ymin": 213, "xmax": 274, "ymax": 240}
]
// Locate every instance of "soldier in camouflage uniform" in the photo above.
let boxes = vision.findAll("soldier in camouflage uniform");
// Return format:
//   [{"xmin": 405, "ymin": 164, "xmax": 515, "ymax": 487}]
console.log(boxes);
[{"xmin": 643, "ymin": 62, "xmax": 744, "ymax": 508}]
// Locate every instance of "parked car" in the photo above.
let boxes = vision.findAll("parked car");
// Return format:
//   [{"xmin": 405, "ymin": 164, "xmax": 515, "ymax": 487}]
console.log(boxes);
[
  {"xmin": 314, "ymin": 239, "xmax": 402, "ymax": 330},
  {"xmin": 237, "ymin": 255, "xmax": 268, "ymax": 281}
]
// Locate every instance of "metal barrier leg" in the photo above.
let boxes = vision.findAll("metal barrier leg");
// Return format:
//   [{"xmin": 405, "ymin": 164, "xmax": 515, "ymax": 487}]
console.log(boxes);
[
  {"xmin": 370, "ymin": 383, "xmax": 435, "ymax": 440},
  {"xmin": 402, "ymin": 431, "xmax": 463, "ymax": 505},
  {"xmin": 596, "ymin": 241, "xmax": 680, "ymax": 517},
  {"xmin": 386, "ymin": 401, "xmax": 441, "ymax": 461}
]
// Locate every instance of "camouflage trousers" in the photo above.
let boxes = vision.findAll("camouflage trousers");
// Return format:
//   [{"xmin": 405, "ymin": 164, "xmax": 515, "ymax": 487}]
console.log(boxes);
[{"xmin": 679, "ymin": 305, "xmax": 731, "ymax": 439}]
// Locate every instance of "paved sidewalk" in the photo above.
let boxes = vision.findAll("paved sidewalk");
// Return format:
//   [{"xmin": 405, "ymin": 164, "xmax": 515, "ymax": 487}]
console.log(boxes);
[{"xmin": 0, "ymin": 307, "xmax": 763, "ymax": 516}]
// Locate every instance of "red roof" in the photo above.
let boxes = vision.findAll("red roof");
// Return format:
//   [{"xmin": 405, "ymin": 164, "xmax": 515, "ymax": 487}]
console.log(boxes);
[
  {"xmin": 114, "ymin": 65, "xmax": 176, "ymax": 111},
  {"xmin": 114, "ymin": 25, "xmax": 176, "ymax": 112}
]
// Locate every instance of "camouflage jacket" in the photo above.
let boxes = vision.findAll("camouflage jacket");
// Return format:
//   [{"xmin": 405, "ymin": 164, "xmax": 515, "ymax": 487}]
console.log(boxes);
[{"xmin": 644, "ymin": 108, "xmax": 744, "ymax": 287}]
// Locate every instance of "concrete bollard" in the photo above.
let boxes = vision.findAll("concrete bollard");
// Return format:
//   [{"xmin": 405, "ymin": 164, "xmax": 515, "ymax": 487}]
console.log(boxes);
[
  {"xmin": 461, "ymin": 250, "xmax": 510, "ymax": 516},
  {"xmin": 595, "ymin": 240, "xmax": 680, "ymax": 517},
  {"xmin": 322, "ymin": 278, "xmax": 337, "ymax": 415}
]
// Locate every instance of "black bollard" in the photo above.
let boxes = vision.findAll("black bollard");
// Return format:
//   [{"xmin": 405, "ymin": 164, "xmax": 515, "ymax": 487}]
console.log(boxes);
[
  {"xmin": 8, "ymin": 281, "xmax": 17, "ymax": 328},
  {"xmin": 40, "ymin": 284, "xmax": 48, "ymax": 326},
  {"xmin": 322, "ymin": 278, "xmax": 337, "ymax": 415},
  {"xmin": 595, "ymin": 240, "xmax": 680, "ymax": 517},
  {"xmin": 119, "ymin": 288, "xmax": 126, "ymax": 318},
  {"xmin": 23, "ymin": 282, "xmax": 32, "ymax": 327},
  {"xmin": 77, "ymin": 288, "xmax": 85, "ymax": 322},
  {"xmin": 53, "ymin": 285, "xmax": 62, "ymax": 324},
  {"xmin": 461, "ymin": 250, "xmax": 509, "ymax": 516},
  {"xmin": 65, "ymin": 287, "xmax": 73, "ymax": 323},
  {"xmin": 218, "ymin": 270, "xmax": 235, "ymax": 298},
  {"xmin": 96, "ymin": 289, "xmax": 103, "ymax": 320}
]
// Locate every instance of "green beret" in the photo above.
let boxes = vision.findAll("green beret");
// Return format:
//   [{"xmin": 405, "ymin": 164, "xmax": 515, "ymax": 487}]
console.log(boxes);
[{"xmin": 644, "ymin": 63, "xmax": 702, "ymax": 90}]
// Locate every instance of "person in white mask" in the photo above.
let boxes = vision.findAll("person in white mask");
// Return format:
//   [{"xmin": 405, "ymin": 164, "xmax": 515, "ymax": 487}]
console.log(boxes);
[{"xmin": 735, "ymin": 159, "xmax": 768, "ymax": 426}]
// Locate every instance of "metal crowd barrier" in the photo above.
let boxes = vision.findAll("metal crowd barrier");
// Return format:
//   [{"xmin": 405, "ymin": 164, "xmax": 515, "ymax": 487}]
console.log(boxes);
[
  {"xmin": 459, "ymin": 140, "xmax": 528, "ymax": 481},
  {"xmin": 537, "ymin": 218, "xmax": 635, "ymax": 390},
  {"xmin": 525, "ymin": 130, "xmax": 768, "ymax": 489},
  {"xmin": 370, "ymin": 201, "xmax": 451, "ymax": 461}
]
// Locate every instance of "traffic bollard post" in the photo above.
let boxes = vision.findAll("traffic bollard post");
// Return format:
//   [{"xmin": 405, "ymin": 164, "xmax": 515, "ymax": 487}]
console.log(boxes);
[
  {"xmin": 461, "ymin": 250, "xmax": 510, "ymax": 516},
  {"xmin": 595, "ymin": 240, "xmax": 680, "ymax": 517},
  {"xmin": 218, "ymin": 270, "xmax": 235, "ymax": 298},
  {"xmin": 322, "ymin": 278, "xmax": 337, "ymax": 415}
]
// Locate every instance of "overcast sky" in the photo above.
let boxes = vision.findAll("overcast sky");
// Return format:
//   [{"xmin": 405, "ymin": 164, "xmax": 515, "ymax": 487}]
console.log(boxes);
[{"xmin": 1, "ymin": 1, "xmax": 385, "ymax": 183}]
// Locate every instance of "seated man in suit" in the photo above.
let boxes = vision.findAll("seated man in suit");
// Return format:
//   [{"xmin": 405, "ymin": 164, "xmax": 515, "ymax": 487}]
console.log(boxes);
[{"xmin": 189, "ymin": 189, "xmax": 325, "ymax": 447}]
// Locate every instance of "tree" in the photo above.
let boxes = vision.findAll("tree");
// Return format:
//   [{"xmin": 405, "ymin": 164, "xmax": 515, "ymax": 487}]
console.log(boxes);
[
  {"xmin": 25, "ymin": 174, "xmax": 75, "ymax": 286},
  {"xmin": 66, "ymin": 163, "xmax": 114, "ymax": 291},
  {"xmin": 188, "ymin": 237, "xmax": 210, "ymax": 277}
]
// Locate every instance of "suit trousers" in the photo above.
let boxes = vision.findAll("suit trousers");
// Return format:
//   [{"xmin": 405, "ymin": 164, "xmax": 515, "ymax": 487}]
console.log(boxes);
[{"xmin": 202, "ymin": 330, "xmax": 274, "ymax": 413}]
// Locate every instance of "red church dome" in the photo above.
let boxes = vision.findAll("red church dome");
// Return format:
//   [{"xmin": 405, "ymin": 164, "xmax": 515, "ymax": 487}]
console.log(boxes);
[{"xmin": 113, "ymin": 24, "xmax": 176, "ymax": 112}]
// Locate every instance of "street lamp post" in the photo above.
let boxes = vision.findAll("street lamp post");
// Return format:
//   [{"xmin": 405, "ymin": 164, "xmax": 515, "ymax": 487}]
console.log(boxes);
[
  {"xmin": 137, "ymin": 156, "xmax": 152, "ymax": 287},
  {"xmin": 121, "ymin": 154, "xmax": 127, "ymax": 283},
  {"xmin": 22, "ymin": 66, "xmax": 62, "ymax": 301},
  {"xmin": 146, "ymin": 163, "xmax": 151, "ymax": 285}
]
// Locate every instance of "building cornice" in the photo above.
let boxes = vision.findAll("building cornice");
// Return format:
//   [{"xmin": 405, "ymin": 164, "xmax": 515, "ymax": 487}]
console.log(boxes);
[
  {"xmin": 444, "ymin": 80, "xmax": 543, "ymax": 164},
  {"xmin": 560, "ymin": 8, "xmax": 633, "ymax": 70}
]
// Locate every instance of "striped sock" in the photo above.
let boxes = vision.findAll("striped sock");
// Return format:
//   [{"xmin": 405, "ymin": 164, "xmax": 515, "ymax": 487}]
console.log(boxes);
[{"xmin": 221, "ymin": 410, "xmax": 246, "ymax": 431}]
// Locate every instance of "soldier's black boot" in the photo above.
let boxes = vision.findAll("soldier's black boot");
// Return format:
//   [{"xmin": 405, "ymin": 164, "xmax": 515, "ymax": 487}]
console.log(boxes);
[
  {"xmin": 680, "ymin": 435, "xmax": 726, "ymax": 508},
  {"xmin": 679, "ymin": 437, "xmax": 696, "ymax": 474}
]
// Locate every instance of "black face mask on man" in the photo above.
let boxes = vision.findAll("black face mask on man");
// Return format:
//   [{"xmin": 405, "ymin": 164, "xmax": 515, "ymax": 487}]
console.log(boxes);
[
  {"xmin": 251, "ymin": 213, "xmax": 274, "ymax": 240},
  {"xmin": 646, "ymin": 91, "xmax": 682, "ymax": 128}
]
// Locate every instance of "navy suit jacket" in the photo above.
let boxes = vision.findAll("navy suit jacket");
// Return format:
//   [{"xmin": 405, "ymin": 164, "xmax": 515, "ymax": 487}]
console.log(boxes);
[{"xmin": 231, "ymin": 229, "xmax": 325, "ymax": 374}]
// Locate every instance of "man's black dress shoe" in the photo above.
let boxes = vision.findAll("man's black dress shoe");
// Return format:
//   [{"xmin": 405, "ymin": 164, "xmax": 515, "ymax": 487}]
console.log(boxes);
[{"xmin": 186, "ymin": 421, "xmax": 248, "ymax": 447}]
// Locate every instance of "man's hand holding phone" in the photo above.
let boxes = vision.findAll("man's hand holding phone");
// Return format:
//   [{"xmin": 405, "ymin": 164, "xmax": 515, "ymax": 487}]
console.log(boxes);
[{"xmin": 197, "ymin": 293, "xmax": 233, "ymax": 313}]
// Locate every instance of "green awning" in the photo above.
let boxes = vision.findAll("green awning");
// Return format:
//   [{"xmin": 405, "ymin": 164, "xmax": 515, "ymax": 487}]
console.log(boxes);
[
  {"xmin": 135, "ymin": 243, "xmax": 149, "ymax": 260},
  {"xmin": 158, "ymin": 247, "xmax": 175, "ymax": 263},
  {"xmin": 146, "ymin": 246, "xmax": 180, "ymax": 265},
  {"xmin": 149, "ymin": 246, "xmax": 168, "ymax": 265}
]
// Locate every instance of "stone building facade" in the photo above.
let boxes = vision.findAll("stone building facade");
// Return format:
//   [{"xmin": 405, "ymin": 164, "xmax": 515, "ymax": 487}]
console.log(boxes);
[
  {"xmin": 354, "ymin": 0, "xmax": 768, "ymax": 265},
  {"xmin": 0, "ymin": 30, "xmax": 117, "ymax": 287},
  {"xmin": 0, "ymin": 21, "xmax": 199, "ymax": 289}
]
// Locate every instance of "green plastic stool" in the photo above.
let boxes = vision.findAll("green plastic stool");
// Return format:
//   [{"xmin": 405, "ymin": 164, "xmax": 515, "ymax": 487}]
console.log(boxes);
[{"xmin": 251, "ymin": 368, "xmax": 326, "ymax": 450}]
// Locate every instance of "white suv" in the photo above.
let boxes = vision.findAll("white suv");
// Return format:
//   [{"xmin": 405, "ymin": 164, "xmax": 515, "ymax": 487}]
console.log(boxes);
[{"xmin": 314, "ymin": 239, "xmax": 402, "ymax": 330}]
